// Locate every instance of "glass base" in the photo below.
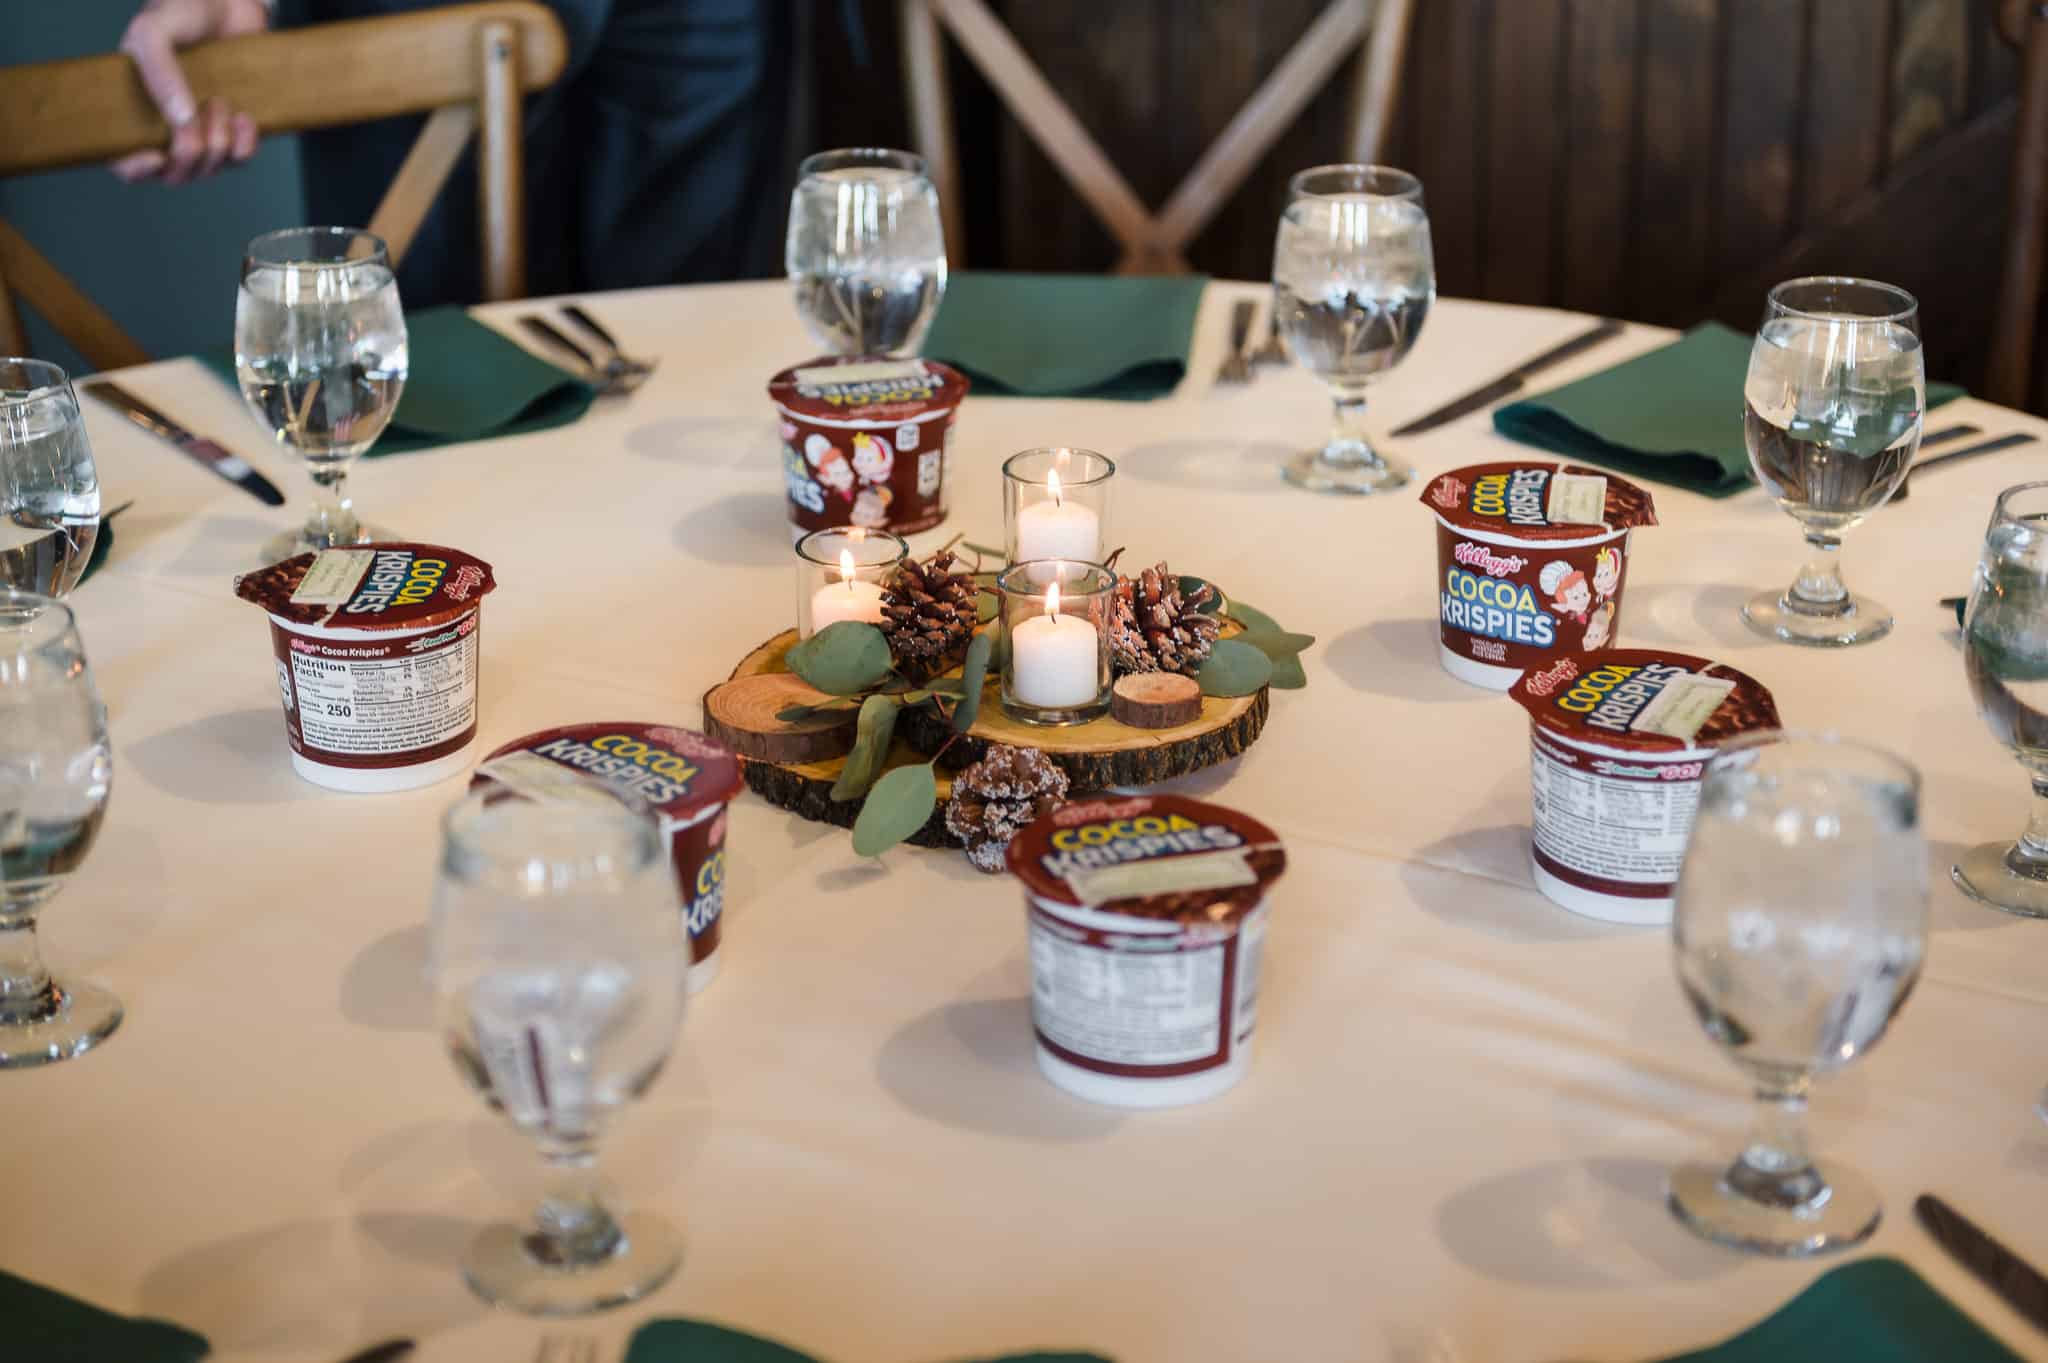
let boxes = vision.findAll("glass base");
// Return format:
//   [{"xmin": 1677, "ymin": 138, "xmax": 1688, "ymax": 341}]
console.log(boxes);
[
  {"xmin": 1667, "ymin": 1157, "xmax": 1880, "ymax": 1257},
  {"xmin": 1283, "ymin": 448, "xmax": 1412, "ymax": 495},
  {"xmin": 462, "ymin": 1209, "xmax": 681, "ymax": 1316},
  {"xmin": 0, "ymin": 978, "xmax": 123, "ymax": 1069},
  {"xmin": 260, "ymin": 520, "xmax": 394, "ymax": 565},
  {"xmin": 1001, "ymin": 697, "xmax": 1110, "ymax": 726},
  {"xmin": 1951, "ymin": 842, "xmax": 2048, "ymax": 918},
  {"xmin": 1742, "ymin": 588, "xmax": 1893, "ymax": 647}
]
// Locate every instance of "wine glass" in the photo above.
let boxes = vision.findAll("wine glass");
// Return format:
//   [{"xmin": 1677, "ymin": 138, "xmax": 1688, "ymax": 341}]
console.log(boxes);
[
  {"xmin": 1741, "ymin": 277, "xmax": 1924, "ymax": 646},
  {"xmin": 1271, "ymin": 164, "xmax": 1435, "ymax": 495},
  {"xmin": 1668, "ymin": 732, "xmax": 1927, "ymax": 1257},
  {"xmin": 234, "ymin": 227, "xmax": 409, "ymax": 562},
  {"xmin": 785, "ymin": 148, "xmax": 947, "ymax": 357},
  {"xmin": 0, "ymin": 591, "xmax": 118, "ymax": 1068},
  {"xmin": 429, "ymin": 787, "xmax": 688, "ymax": 1314},
  {"xmin": 0, "ymin": 359, "xmax": 100, "ymax": 597}
]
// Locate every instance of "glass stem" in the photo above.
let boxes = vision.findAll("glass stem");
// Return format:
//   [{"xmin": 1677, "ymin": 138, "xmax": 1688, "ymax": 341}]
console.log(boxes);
[
  {"xmin": 1322, "ymin": 386, "xmax": 1378, "ymax": 470},
  {"xmin": 1727, "ymin": 1085, "xmax": 1826, "ymax": 1211},
  {"xmin": 0, "ymin": 919, "xmax": 57, "ymax": 1026},
  {"xmin": 2007, "ymin": 777, "xmax": 2048, "ymax": 880},
  {"xmin": 305, "ymin": 463, "xmax": 361, "ymax": 548},
  {"xmin": 524, "ymin": 1139, "xmax": 625, "ymax": 1269},
  {"xmin": 1785, "ymin": 532, "xmax": 1850, "ymax": 616}
]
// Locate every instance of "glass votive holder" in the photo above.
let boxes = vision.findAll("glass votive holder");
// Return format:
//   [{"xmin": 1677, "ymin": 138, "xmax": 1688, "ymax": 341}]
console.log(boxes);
[
  {"xmin": 1003, "ymin": 448, "xmax": 1115, "ymax": 575},
  {"xmin": 795, "ymin": 527, "xmax": 907, "ymax": 639},
  {"xmin": 998, "ymin": 560, "xmax": 1113, "ymax": 725}
]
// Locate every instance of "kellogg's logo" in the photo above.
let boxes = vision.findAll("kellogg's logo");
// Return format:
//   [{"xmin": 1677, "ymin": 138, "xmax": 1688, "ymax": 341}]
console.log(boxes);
[
  {"xmin": 1451, "ymin": 542, "xmax": 1528, "ymax": 577},
  {"xmin": 649, "ymin": 726, "xmax": 728, "ymax": 761},
  {"xmin": 1053, "ymin": 796, "xmax": 1150, "ymax": 826},
  {"xmin": 1429, "ymin": 477, "xmax": 1466, "ymax": 511},
  {"xmin": 444, "ymin": 565, "xmax": 486, "ymax": 601},
  {"xmin": 1522, "ymin": 658, "xmax": 1581, "ymax": 697}
]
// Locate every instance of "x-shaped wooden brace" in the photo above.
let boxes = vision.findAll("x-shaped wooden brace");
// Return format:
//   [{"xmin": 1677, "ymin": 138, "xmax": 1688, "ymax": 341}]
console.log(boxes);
[{"xmin": 901, "ymin": 0, "xmax": 1416, "ymax": 273}]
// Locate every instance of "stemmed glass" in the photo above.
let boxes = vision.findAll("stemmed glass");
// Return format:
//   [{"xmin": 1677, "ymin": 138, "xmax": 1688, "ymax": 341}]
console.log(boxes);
[
  {"xmin": 1271, "ymin": 164, "xmax": 1435, "ymax": 495},
  {"xmin": 1741, "ymin": 277, "xmax": 1924, "ymax": 646},
  {"xmin": 1955, "ymin": 482, "xmax": 2048, "ymax": 921},
  {"xmin": 0, "ymin": 359, "xmax": 100, "ymax": 597},
  {"xmin": 429, "ymin": 788, "xmax": 688, "ymax": 1314},
  {"xmin": 234, "ymin": 227, "xmax": 409, "ymax": 562},
  {"xmin": 1668, "ymin": 732, "xmax": 1927, "ymax": 1256},
  {"xmin": 0, "ymin": 592, "xmax": 118, "ymax": 1068},
  {"xmin": 785, "ymin": 148, "xmax": 948, "ymax": 357}
]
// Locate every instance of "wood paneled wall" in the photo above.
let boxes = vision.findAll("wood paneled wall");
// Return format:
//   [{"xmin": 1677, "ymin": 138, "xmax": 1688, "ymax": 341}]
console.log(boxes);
[{"xmin": 811, "ymin": 0, "xmax": 2021, "ymax": 391}]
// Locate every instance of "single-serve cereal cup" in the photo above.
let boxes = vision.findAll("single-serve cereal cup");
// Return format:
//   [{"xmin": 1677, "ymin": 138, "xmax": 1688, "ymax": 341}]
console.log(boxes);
[
  {"xmin": 1006, "ymin": 794, "xmax": 1287, "ymax": 1108},
  {"xmin": 1420, "ymin": 462, "xmax": 1657, "ymax": 690},
  {"xmin": 769, "ymin": 355, "xmax": 968, "ymax": 539},
  {"xmin": 234, "ymin": 544, "xmax": 496, "ymax": 793},
  {"xmin": 1511, "ymin": 650, "xmax": 1780, "ymax": 924},
  {"xmin": 472, "ymin": 724, "xmax": 743, "ymax": 993}
]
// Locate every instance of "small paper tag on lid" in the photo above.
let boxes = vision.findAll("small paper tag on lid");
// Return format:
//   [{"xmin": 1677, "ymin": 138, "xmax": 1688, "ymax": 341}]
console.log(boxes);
[
  {"xmin": 792, "ymin": 358, "xmax": 928, "ymax": 387},
  {"xmin": 289, "ymin": 549, "xmax": 374, "ymax": 605},
  {"xmin": 1544, "ymin": 472, "xmax": 1609, "ymax": 526}
]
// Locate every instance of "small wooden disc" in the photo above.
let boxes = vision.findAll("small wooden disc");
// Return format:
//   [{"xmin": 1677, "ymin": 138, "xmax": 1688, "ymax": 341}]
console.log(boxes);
[
  {"xmin": 1112, "ymin": 672, "xmax": 1202, "ymax": 729},
  {"xmin": 703, "ymin": 673, "xmax": 858, "ymax": 764}
]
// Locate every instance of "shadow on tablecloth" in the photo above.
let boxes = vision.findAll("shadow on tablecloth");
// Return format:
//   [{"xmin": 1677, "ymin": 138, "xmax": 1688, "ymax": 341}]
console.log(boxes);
[
  {"xmin": 876, "ymin": 995, "xmax": 1126, "ymax": 1144},
  {"xmin": 1114, "ymin": 439, "xmax": 1298, "ymax": 496}
]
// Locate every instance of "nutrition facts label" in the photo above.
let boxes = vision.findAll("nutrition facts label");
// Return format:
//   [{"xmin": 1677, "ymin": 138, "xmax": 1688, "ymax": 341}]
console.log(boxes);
[
  {"xmin": 1529, "ymin": 736, "xmax": 1697, "ymax": 884},
  {"xmin": 286, "ymin": 631, "xmax": 478, "ymax": 758},
  {"xmin": 1030, "ymin": 914, "xmax": 1228, "ymax": 1069}
]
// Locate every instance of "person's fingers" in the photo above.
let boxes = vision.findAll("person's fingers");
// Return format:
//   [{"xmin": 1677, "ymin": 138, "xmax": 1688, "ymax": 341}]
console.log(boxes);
[
  {"xmin": 110, "ymin": 150, "xmax": 168, "ymax": 182},
  {"xmin": 194, "ymin": 97, "xmax": 233, "ymax": 178},
  {"xmin": 229, "ymin": 113, "xmax": 258, "ymax": 164},
  {"xmin": 161, "ymin": 118, "xmax": 206, "ymax": 186},
  {"xmin": 117, "ymin": 11, "xmax": 197, "ymax": 129}
]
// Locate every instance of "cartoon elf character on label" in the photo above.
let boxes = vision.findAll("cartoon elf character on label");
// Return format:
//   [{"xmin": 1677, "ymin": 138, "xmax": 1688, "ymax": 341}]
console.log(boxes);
[
  {"xmin": 851, "ymin": 484, "xmax": 894, "ymax": 527},
  {"xmin": 1582, "ymin": 600, "xmax": 1614, "ymax": 651},
  {"xmin": 808, "ymin": 438, "xmax": 856, "ymax": 503},
  {"xmin": 1591, "ymin": 546, "xmax": 1622, "ymax": 602},
  {"xmin": 850, "ymin": 431, "xmax": 894, "ymax": 487},
  {"xmin": 1540, "ymin": 560, "xmax": 1592, "ymax": 623}
]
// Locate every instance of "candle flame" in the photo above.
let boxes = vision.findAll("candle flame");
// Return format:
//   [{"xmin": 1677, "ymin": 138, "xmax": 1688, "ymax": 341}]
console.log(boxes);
[
  {"xmin": 1045, "ymin": 579, "xmax": 1061, "ymax": 617},
  {"xmin": 839, "ymin": 548, "xmax": 856, "ymax": 590},
  {"xmin": 1048, "ymin": 468, "xmax": 1063, "ymax": 507}
]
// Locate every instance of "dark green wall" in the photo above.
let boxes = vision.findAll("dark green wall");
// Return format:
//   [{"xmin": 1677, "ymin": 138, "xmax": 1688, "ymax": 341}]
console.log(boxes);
[{"xmin": 1, "ymin": 1, "xmax": 303, "ymax": 376}]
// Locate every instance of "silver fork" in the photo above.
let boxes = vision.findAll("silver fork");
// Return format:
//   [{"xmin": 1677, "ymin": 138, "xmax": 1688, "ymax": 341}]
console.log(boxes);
[
  {"xmin": 563, "ymin": 304, "xmax": 659, "ymax": 382},
  {"xmin": 1215, "ymin": 299, "xmax": 1256, "ymax": 385},
  {"xmin": 517, "ymin": 313, "xmax": 652, "ymax": 396},
  {"xmin": 535, "ymin": 1336, "xmax": 598, "ymax": 1363}
]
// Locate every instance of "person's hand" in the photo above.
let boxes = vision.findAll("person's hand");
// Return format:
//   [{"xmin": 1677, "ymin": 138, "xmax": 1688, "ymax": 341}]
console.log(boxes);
[{"xmin": 112, "ymin": 0, "xmax": 271, "ymax": 184}]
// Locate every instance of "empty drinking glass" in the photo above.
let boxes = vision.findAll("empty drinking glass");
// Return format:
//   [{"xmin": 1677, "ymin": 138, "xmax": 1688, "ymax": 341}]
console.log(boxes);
[
  {"xmin": 786, "ymin": 148, "xmax": 947, "ymax": 357},
  {"xmin": 1271, "ymin": 164, "xmax": 1435, "ymax": 495},
  {"xmin": 0, "ymin": 592, "xmax": 118, "ymax": 1068},
  {"xmin": 429, "ymin": 788, "xmax": 688, "ymax": 1314},
  {"xmin": 0, "ymin": 359, "xmax": 100, "ymax": 598},
  {"xmin": 235, "ymin": 227, "xmax": 409, "ymax": 562},
  {"xmin": 1955, "ymin": 481, "xmax": 2048, "ymax": 919},
  {"xmin": 1668, "ymin": 732, "xmax": 1926, "ymax": 1256},
  {"xmin": 1742, "ymin": 277, "xmax": 1924, "ymax": 646}
]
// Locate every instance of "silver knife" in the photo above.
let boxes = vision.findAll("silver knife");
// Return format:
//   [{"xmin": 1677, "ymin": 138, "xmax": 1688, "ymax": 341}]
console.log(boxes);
[
  {"xmin": 1915, "ymin": 1193, "xmax": 2048, "ymax": 1336},
  {"xmin": 82, "ymin": 380, "xmax": 286, "ymax": 507},
  {"xmin": 1390, "ymin": 318, "xmax": 1627, "ymax": 436}
]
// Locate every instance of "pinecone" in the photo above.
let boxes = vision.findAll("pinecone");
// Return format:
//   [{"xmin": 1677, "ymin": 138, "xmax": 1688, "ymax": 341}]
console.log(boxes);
[
  {"xmin": 1110, "ymin": 562, "xmax": 1221, "ymax": 677},
  {"xmin": 881, "ymin": 551, "xmax": 978, "ymax": 683},
  {"xmin": 944, "ymin": 744, "xmax": 1070, "ymax": 874}
]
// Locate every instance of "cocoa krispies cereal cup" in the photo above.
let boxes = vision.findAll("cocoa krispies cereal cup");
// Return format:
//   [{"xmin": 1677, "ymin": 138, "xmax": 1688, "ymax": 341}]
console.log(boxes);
[
  {"xmin": 769, "ymin": 356, "xmax": 968, "ymax": 540},
  {"xmin": 1006, "ymin": 794, "xmax": 1287, "ymax": 1109},
  {"xmin": 1419, "ymin": 462, "xmax": 1657, "ymax": 690},
  {"xmin": 1510, "ymin": 649, "xmax": 1780, "ymax": 924},
  {"xmin": 234, "ymin": 544, "xmax": 496, "ymax": 793},
  {"xmin": 471, "ymin": 725, "xmax": 743, "ymax": 994}
]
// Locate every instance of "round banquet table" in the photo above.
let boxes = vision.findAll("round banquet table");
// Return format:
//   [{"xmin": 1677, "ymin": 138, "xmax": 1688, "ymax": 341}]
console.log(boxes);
[{"xmin": 12, "ymin": 279, "xmax": 2048, "ymax": 1363}]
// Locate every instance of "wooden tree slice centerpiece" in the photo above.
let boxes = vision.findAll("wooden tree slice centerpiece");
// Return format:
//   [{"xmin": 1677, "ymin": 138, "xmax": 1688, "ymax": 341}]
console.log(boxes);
[{"xmin": 708, "ymin": 627, "xmax": 1269, "ymax": 846}]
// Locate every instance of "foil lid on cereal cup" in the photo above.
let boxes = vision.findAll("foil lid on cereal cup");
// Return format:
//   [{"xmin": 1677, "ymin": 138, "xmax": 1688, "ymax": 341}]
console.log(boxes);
[
  {"xmin": 473, "ymin": 723, "xmax": 743, "ymax": 823},
  {"xmin": 235, "ymin": 543, "xmax": 496, "ymax": 630},
  {"xmin": 1510, "ymin": 649, "xmax": 1781, "ymax": 754},
  {"xmin": 1006, "ymin": 794, "xmax": 1287, "ymax": 924},
  {"xmin": 767, "ymin": 355, "xmax": 969, "ymax": 420},
  {"xmin": 1420, "ymin": 462, "xmax": 1659, "ymax": 540}
]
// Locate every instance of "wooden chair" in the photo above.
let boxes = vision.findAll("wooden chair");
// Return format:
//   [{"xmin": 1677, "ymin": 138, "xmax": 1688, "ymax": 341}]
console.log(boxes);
[
  {"xmin": 0, "ymin": 1, "xmax": 567, "ymax": 372},
  {"xmin": 900, "ymin": 0, "xmax": 1416, "ymax": 274},
  {"xmin": 1990, "ymin": 0, "xmax": 2048, "ymax": 407}
]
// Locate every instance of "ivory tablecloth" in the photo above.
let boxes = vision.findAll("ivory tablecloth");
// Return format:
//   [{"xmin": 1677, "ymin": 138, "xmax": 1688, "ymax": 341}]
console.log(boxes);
[{"xmin": 11, "ymin": 280, "xmax": 2048, "ymax": 1363}]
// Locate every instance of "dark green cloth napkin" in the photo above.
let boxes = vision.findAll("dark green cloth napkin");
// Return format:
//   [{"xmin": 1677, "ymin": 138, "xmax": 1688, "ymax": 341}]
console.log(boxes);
[
  {"xmin": 0, "ymin": 1269, "xmax": 209, "ymax": 1363},
  {"xmin": 1655, "ymin": 1257, "xmax": 2025, "ymax": 1363},
  {"xmin": 624, "ymin": 1319, "xmax": 1110, "ymax": 1363},
  {"xmin": 200, "ymin": 304, "xmax": 596, "ymax": 456},
  {"xmin": 920, "ymin": 270, "xmax": 1207, "ymax": 401},
  {"xmin": 1494, "ymin": 321, "xmax": 1966, "ymax": 499}
]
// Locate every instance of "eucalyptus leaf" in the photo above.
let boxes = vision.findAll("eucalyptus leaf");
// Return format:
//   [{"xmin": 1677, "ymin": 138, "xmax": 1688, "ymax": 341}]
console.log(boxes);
[
  {"xmin": 785, "ymin": 621, "xmax": 893, "ymax": 696},
  {"xmin": 851, "ymin": 762, "xmax": 938, "ymax": 857},
  {"xmin": 953, "ymin": 631, "xmax": 993, "ymax": 732},
  {"xmin": 776, "ymin": 697, "xmax": 859, "ymax": 722},
  {"xmin": 1196, "ymin": 638, "xmax": 1273, "ymax": 697},
  {"xmin": 1229, "ymin": 600, "xmax": 1282, "ymax": 634},
  {"xmin": 976, "ymin": 589, "xmax": 999, "ymax": 624},
  {"xmin": 898, "ymin": 689, "xmax": 933, "ymax": 706},
  {"xmin": 1178, "ymin": 574, "xmax": 1224, "ymax": 613},
  {"xmin": 925, "ymin": 677, "xmax": 968, "ymax": 697},
  {"xmin": 1268, "ymin": 655, "xmax": 1308, "ymax": 690},
  {"xmin": 1244, "ymin": 630, "xmax": 1315, "ymax": 660},
  {"xmin": 829, "ymin": 694, "xmax": 902, "ymax": 801},
  {"xmin": 990, "ymin": 627, "xmax": 1010, "ymax": 673}
]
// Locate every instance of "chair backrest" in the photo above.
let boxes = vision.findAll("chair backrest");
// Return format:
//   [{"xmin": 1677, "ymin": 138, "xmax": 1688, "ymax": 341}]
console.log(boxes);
[
  {"xmin": 899, "ymin": 0, "xmax": 1416, "ymax": 273},
  {"xmin": 0, "ymin": 0, "xmax": 568, "ymax": 371}
]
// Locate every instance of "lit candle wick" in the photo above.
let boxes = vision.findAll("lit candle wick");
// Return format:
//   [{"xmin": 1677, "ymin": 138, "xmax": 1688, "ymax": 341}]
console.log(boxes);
[
  {"xmin": 1048, "ymin": 468, "xmax": 1063, "ymax": 508},
  {"xmin": 1045, "ymin": 578, "xmax": 1062, "ymax": 618},
  {"xmin": 840, "ymin": 548, "xmax": 857, "ymax": 594}
]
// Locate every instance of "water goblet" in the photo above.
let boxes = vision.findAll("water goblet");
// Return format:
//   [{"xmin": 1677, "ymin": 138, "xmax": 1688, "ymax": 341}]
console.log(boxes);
[
  {"xmin": 786, "ymin": 148, "xmax": 947, "ymax": 358},
  {"xmin": 0, "ymin": 359, "xmax": 100, "ymax": 597}
]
